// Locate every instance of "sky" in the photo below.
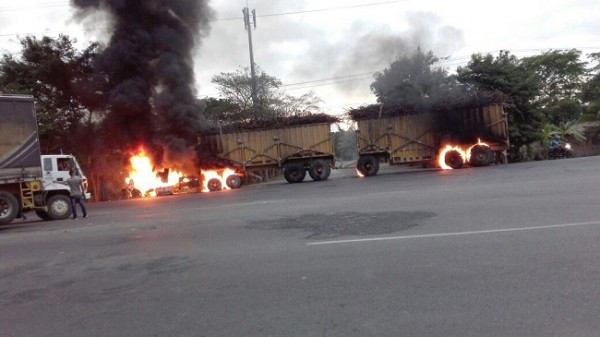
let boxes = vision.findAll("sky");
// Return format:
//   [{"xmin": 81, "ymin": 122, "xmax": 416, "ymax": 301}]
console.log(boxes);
[{"xmin": 1, "ymin": 0, "xmax": 600, "ymax": 117}]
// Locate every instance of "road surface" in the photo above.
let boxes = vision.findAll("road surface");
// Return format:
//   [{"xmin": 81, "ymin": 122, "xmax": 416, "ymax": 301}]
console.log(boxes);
[{"xmin": 2, "ymin": 156, "xmax": 600, "ymax": 337}]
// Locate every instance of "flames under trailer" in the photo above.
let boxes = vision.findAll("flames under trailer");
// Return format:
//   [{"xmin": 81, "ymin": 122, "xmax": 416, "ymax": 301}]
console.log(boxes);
[
  {"xmin": 351, "ymin": 97, "xmax": 509, "ymax": 176},
  {"xmin": 198, "ymin": 119, "xmax": 337, "ymax": 188}
]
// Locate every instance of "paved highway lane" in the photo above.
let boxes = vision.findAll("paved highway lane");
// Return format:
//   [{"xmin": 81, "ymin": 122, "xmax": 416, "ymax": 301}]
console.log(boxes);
[{"xmin": 1, "ymin": 156, "xmax": 600, "ymax": 336}]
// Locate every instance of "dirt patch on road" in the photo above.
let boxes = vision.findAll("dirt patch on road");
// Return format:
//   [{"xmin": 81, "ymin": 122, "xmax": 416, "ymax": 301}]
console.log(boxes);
[{"xmin": 248, "ymin": 211, "xmax": 436, "ymax": 240}]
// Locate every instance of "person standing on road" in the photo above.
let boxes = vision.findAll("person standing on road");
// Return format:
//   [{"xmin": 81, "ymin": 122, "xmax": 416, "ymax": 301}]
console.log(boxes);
[{"xmin": 67, "ymin": 168, "xmax": 88, "ymax": 219}]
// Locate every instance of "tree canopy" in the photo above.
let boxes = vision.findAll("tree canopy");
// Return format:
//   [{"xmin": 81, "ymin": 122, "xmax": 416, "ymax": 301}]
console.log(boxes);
[
  {"xmin": 208, "ymin": 66, "xmax": 322, "ymax": 123},
  {"xmin": 0, "ymin": 35, "xmax": 100, "ymax": 153}
]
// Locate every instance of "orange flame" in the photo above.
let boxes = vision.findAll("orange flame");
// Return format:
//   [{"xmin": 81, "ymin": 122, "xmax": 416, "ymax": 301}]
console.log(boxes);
[
  {"xmin": 465, "ymin": 138, "xmax": 490, "ymax": 162},
  {"xmin": 438, "ymin": 145, "xmax": 466, "ymax": 170},
  {"xmin": 126, "ymin": 149, "xmax": 183, "ymax": 197},
  {"xmin": 438, "ymin": 139, "xmax": 491, "ymax": 170},
  {"xmin": 200, "ymin": 168, "xmax": 237, "ymax": 192},
  {"xmin": 356, "ymin": 168, "xmax": 365, "ymax": 177}
]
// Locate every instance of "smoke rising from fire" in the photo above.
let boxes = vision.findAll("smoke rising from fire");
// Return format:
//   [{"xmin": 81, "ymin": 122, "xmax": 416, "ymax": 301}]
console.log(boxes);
[{"xmin": 71, "ymin": 0, "xmax": 215, "ymax": 172}]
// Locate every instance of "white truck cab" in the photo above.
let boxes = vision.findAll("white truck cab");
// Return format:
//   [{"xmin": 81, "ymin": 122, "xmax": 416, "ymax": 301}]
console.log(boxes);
[{"xmin": 41, "ymin": 154, "xmax": 91, "ymax": 199}]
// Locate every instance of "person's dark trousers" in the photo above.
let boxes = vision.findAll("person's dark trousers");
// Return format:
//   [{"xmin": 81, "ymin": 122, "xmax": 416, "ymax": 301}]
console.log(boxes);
[{"xmin": 70, "ymin": 195, "xmax": 88, "ymax": 219}]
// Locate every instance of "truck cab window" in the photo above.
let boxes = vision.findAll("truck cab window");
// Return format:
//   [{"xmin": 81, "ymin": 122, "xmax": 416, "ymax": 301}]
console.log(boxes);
[{"xmin": 43, "ymin": 157, "xmax": 53, "ymax": 172}]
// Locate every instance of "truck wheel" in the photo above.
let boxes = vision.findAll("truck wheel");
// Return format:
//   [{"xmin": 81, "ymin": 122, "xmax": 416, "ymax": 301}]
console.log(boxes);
[
  {"xmin": 357, "ymin": 156, "xmax": 379, "ymax": 176},
  {"xmin": 47, "ymin": 194, "xmax": 71, "ymax": 220},
  {"xmin": 444, "ymin": 150, "xmax": 464, "ymax": 169},
  {"xmin": 35, "ymin": 210, "xmax": 51, "ymax": 221},
  {"xmin": 226, "ymin": 175, "xmax": 242, "ymax": 189},
  {"xmin": 283, "ymin": 163, "xmax": 306, "ymax": 183},
  {"xmin": 207, "ymin": 178, "xmax": 222, "ymax": 192},
  {"xmin": 0, "ymin": 192, "xmax": 19, "ymax": 225},
  {"xmin": 308, "ymin": 160, "xmax": 331, "ymax": 181},
  {"xmin": 469, "ymin": 145, "xmax": 493, "ymax": 167}
]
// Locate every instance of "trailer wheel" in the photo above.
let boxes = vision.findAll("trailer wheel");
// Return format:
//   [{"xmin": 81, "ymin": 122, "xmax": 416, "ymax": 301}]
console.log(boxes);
[
  {"xmin": 0, "ymin": 191, "xmax": 19, "ymax": 225},
  {"xmin": 35, "ymin": 210, "xmax": 51, "ymax": 221},
  {"xmin": 444, "ymin": 150, "xmax": 464, "ymax": 169},
  {"xmin": 357, "ymin": 156, "xmax": 379, "ymax": 176},
  {"xmin": 283, "ymin": 163, "xmax": 306, "ymax": 183},
  {"xmin": 469, "ymin": 145, "xmax": 494, "ymax": 167},
  {"xmin": 226, "ymin": 174, "xmax": 242, "ymax": 189},
  {"xmin": 308, "ymin": 160, "xmax": 331, "ymax": 181},
  {"xmin": 207, "ymin": 178, "xmax": 222, "ymax": 192},
  {"xmin": 47, "ymin": 194, "xmax": 71, "ymax": 220}
]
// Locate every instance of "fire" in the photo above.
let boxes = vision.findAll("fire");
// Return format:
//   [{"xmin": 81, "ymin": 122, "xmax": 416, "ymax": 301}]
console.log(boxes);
[
  {"xmin": 200, "ymin": 168, "xmax": 237, "ymax": 192},
  {"xmin": 126, "ymin": 149, "xmax": 183, "ymax": 197},
  {"xmin": 356, "ymin": 168, "xmax": 365, "ymax": 177},
  {"xmin": 438, "ymin": 139, "xmax": 491, "ymax": 170},
  {"xmin": 438, "ymin": 145, "xmax": 467, "ymax": 170}
]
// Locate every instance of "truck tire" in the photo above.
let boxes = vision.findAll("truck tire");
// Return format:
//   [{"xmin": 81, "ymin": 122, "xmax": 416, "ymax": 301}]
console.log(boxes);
[
  {"xmin": 357, "ymin": 156, "xmax": 379, "ymax": 176},
  {"xmin": 308, "ymin": 160, "xmax": 331, "ymax": 181},
  {"xmin": 469, "ymin": 145, "xmax": 494, "ymax": 167},
  {"xmin": 283, "ymin": 163, "xmax": 306, "ymax": 183},
  {"xmin": 35, "ymin": 210, "xmax": 51, "ymax": 221},
  {"xmin": 444, "ymin": 150, "xmax": 464, "ymax": 169},
  {"xmin": 207, "ymin": 178, "xmax": 222, "ymax": 192},
  {"xmin": 226, "ymin": 175, "xmax": 242, "ymax": 189},
  {"xmin": 0, "ymin": 191, "xmax": 19, "ymax": 225},
  {"xmin": 47, "ymin": 194, "xmax": 72, "ymax": 220}
]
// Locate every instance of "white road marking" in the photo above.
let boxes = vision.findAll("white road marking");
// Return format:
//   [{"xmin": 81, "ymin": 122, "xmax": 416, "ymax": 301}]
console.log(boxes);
[{"xmin": 307, "ymin": 221, "xmax": 600, "ymax": 246}]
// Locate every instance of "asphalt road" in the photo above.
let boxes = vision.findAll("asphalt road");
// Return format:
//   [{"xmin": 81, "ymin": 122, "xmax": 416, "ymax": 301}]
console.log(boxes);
[{"xmin": 2, "ymin": 156, "xmax": 600, "ymax": 337}]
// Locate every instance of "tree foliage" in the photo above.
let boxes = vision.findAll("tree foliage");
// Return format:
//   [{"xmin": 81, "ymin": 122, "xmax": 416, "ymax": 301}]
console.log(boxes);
[
  {"xmin": 521, "ymin": 49, "xmax": 585, "ymax": 124},
  {"xmin": 209, "ymin": 66, "xmax": 322, "ymax": 122},
  {"xmin": 0, "ymin": 35, "xmax": 100, "ymax": 153},
  {"xmin": 456, "ymin": 51, "xmax": 545, "ymax": 157}
]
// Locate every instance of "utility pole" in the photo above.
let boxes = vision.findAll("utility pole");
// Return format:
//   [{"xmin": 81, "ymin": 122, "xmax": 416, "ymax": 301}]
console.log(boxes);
[{"xmin": 242, "ymin": 7, "xmax": 258, "ymax": 112}]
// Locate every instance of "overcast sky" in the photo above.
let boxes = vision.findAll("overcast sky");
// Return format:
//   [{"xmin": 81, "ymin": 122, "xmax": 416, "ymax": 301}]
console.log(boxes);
[{"xmin": 1, "ymin": 0, "xmax": 599, "ymax": 116}]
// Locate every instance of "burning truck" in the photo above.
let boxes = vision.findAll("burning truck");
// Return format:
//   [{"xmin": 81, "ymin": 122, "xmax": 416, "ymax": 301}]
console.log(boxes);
[
  {"xmin": 350, "ymin": 91, "xmax": 510, "ymax": 176},
  {"xmin": 122, "ymin": 149, "xmax": 242, "ymax": 196}
]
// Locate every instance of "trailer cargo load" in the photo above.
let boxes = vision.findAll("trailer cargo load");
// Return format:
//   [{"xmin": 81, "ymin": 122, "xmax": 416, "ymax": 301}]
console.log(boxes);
[
  {"xmin": 199, "ymin": 114, "xmax": 339, "ymax": 185},
  {"xmin": 350, "ymin": 92, "xmax": 509, "ymax": 176}
]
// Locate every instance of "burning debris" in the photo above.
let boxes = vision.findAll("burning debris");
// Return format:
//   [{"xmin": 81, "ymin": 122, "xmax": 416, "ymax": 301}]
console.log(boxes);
[{"xmin": 71, "ymin": 0, "xmax": 216, "ymax": 169}]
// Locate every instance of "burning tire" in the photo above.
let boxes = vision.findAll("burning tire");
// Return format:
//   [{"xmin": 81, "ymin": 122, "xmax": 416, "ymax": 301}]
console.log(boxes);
[
  {"xmin": 0, "ymin": 191, "xmax": 19, "ymax": 225},
  {"xmin": 283, "ymin": 163, "xmax": 306, "ymax": 183},
  {"xmin": 469, "ymin": 145, "xmax": 494, "ymax": 167},
  {"xmin": 226, "ymin": 174, "xmax": 242, "ymax": 189},
  {"xmin": 308, "ymin": 160, "xmax": 331, "ymax": 181},
  {"xmin": 207, "ymin": 178, "xmax": 222, "ymax": 192},
  {"xmin": 357, "ymin": 156, "xmax": 379, "ymax": 177},
  {"xmin": 444, "ymin": 150, "xmax": 464, "ymax": 169},
  {"xmin": 47, "ymin": 194, "xmax": 71, "ymax": 220}
]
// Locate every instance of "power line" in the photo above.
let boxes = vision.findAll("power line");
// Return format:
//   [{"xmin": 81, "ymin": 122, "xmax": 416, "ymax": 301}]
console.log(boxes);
[{"xmin": 0, "ymin": 1, "xmax": 69, "ymax": 12}]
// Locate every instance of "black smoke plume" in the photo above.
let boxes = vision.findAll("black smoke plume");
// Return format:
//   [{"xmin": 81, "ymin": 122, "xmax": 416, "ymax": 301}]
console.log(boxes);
[{"xmin": 71, "ymin": 0, "xmax": 215, "ymax": 172}]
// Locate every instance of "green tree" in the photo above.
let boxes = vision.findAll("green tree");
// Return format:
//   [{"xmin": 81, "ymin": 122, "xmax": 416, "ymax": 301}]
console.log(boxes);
[
  {"xmin": 210, "ymin": 66, "xmax": 322, "ymax": 121},
  {"xmin": 582, "ymin": 52, "xmax": 600, "ymax": 117},
  {"xmin": 554, "ymin": 120, "xmax": 587, "ymax": 143},
  {"xmin": 521, "ymin": 49, "xmax": 586, "ymax": 124},
  {"xmin": 456, "ymin": 51, "xmax": 544, "ymax": 159},
  {"xmin": 0, "ymin": 35, "xmax": 100, "ymax": 153}
]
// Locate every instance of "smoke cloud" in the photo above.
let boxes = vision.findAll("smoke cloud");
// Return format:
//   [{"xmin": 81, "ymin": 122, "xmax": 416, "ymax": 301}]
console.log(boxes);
[
  {"xmin": 290, "ymin": 12, "xmax": 465, "ymax": 97},
  {"xmin": 71, "ymin": 0, "xmax": 215, "ymax": 171}
]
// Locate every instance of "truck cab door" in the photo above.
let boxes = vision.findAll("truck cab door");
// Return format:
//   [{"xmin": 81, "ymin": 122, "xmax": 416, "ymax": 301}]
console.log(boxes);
[
  {"xmin": 42, "ymin": 157, "xmax": 56, "ymax": 187},
  {"xmin": 42, "ymin": 157, "xmax": 70, "ymax": 186}
]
